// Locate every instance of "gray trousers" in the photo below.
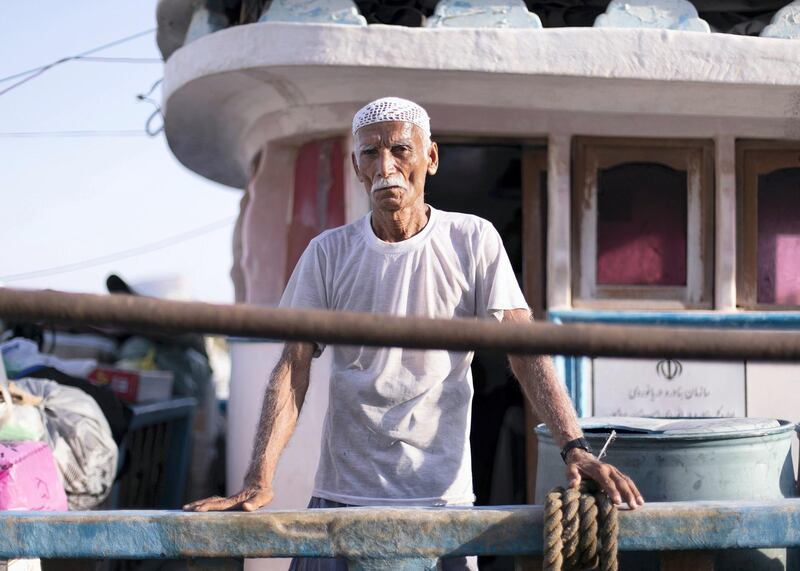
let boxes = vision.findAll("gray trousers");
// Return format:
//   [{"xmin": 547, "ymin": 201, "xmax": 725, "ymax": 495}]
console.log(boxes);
[{"xmin": 288, "ymin": 497, "xmax": 479, "ymax": 570}]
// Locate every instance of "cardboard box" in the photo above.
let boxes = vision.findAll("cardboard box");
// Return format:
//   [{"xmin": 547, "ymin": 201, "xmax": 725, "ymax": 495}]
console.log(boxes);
[{"xmin": 88, "ymin": 367, "xmax": 174, "ymax": 403}]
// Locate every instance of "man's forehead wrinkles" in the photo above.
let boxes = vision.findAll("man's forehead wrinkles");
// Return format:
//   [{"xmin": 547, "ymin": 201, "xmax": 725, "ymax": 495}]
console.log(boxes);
[
  {"xmin": 356, "ymin": 121, "xmax": 416, "ymax": 139},
  {"xmin": 356, "ymin": 133, "xmax": 416, "ymax": 150}
]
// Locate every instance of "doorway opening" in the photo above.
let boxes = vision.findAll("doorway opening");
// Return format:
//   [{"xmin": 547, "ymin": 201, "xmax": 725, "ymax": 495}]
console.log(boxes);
[{"xmin": 425, "ymin": 141, "xmax": 547, "ymax": 569}]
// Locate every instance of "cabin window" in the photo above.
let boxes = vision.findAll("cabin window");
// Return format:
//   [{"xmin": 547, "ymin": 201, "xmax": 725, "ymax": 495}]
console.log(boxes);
[
  {"xmin": 596, "ymin": 163, "xmax": 688, "ymax": 286},
  {"xmin": 572, "ymin": 138, "xmax": 714, "ymax": 308},
  {"xmin": 738, "ymin": 141, "xmax": 800, "ymax": 309}
]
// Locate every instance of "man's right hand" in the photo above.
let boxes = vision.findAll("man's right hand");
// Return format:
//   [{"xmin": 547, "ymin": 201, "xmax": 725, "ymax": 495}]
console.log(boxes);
[
  {"xmin": 184, "ymin": 343, "xmax": 313, "ymax": 513},
  {"xmin": 182, "ymin": 485, "xmax": 274, "ymax": 512}
]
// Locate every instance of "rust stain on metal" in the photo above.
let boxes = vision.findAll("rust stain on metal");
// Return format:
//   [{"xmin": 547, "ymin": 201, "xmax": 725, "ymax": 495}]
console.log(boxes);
[{"xmin": 1, "ymin": 288, "xmax": 800, "ymax": 360}]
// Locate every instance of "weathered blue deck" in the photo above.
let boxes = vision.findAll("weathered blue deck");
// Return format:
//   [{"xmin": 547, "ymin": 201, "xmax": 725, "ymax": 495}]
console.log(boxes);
[{"xmin": 2, "ymin": 500, "xmax": 800, "ymax": 564}]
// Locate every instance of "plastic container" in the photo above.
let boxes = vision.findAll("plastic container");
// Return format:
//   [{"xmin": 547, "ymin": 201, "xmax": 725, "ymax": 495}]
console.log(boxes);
[{"xmin": 88, "ymin": 366, "xmax": 174, "ymax": 403}]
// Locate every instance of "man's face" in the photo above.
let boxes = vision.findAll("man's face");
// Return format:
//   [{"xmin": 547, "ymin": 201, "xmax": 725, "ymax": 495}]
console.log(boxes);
[{"xmin": 352, "ymin": 121, "xmax": 438, "ymax": 213}]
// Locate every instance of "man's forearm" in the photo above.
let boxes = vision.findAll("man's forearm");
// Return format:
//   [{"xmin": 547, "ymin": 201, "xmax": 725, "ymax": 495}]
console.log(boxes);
[
  {"xmin": 244, "ymin": 342, "xmax": 313, "ymax": 488},
  {"xmin": 502, "ymin": 309, "xmax": 583, "ymax": 448},
  {"xmin": 499, "ymin": 308, "xmax": 642, "ymax": 507},
  {"xmin": 508, "ymin": 353, "xmax": 583, "ymax": 448}
]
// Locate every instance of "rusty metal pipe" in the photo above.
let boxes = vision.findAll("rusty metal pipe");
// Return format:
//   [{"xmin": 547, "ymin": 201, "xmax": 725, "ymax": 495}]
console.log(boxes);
[{"xmin": 1, "ymin": 288, "xmax": 799, "ymax": 360}]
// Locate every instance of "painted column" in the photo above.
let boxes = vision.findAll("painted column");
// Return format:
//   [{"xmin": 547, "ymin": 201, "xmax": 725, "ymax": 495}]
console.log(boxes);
[
  {"xmin": 240, "ymin": 143, "xmax": 296, "ymax": 306},
  {"xmin": 229, "ymin": 137, "xmax": 348, "ymax": 571},
  {"xmin": 233, "ymin": 135, "xmax": 356, "ymax": 308},
  {"xmin": 715, "ymin": 136, "xmax": 736, "ymax": 310},
  {"xmin": 231, "ymin": 153, "xmax": 261, "ymax": 303},
  {"xmin": 284, "ymin": 138, "xmax": 346, "ymax": 280},
  {"xmin": 547, "ymin": 133, "xmax": 572, "ymax": 310}
]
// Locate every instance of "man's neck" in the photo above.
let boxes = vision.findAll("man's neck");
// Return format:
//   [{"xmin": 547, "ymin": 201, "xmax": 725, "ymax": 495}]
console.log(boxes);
[{"xmin": 371, "ymin": 203, "xmax": 430, "ymax": 243}]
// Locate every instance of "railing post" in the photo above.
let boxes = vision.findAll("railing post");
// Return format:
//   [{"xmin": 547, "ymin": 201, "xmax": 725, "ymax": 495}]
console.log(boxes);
[{"xmin": 347, "ymin": 557, "xmax": 439, "ymax": 570}]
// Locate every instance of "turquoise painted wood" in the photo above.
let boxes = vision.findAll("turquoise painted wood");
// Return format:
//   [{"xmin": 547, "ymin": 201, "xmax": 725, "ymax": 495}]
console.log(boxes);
[
  {"xmin": 258, "ymin": 0, "xmax": 367, "ymax": 25},
  {"xmin": 4, "ymin": 501, "xmax": 800, "ymax": 561},
  {"xmin": 549, "ymin": 310, "xmax": 800, "ymax": 329},
  {"xmin": 762, "ymin": 1, "xmax": 800, "ymax": 39},
  {"xmin": 594, "ymin": 0, "xmax": 711, "ymax": 32},
  {"xmin": 426, "ymin": 0, "xmax": 543, "ymax": 28}
]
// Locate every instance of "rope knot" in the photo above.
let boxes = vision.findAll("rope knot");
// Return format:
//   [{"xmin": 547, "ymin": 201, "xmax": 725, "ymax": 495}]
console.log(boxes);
[{"xmin": 544, "ymin": 482, "xmax": 618, "ymax": 571}]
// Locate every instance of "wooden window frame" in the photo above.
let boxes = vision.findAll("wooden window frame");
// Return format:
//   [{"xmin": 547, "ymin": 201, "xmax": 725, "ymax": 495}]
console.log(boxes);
[
  {"xmin": 572, "ymin": 137, "xmax": 715, "ymax": 310},
  {"xmin": 521, "ymin": 148, "xmax": 548, "ymax": 504},
  {"xmin": 522, "ymin": 149, "xmax": 548, "ymax": 321},
  {"xmin": 736, "ymin": 139, "xmax": 800, "ymax": 310}
]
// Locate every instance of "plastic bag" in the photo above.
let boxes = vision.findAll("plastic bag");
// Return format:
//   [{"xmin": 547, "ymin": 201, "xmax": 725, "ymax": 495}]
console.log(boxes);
[
  {"xmin": 0, "ymin": 441, "xmax": 68, "ymax": 511},
  {"xmin": 0, "ymin": 360, "xmax": 45, "ymax": 441},
  {"xmin": 13, "ymin": 378, "xmax": 118, "ymax": 510},
  {"xmin": 1, "ymin": 338, "xmax": 96, "ymax": 379},
  {"xmin": 0, "ymin": 384, "xmax": 45, "ymax": 441}
]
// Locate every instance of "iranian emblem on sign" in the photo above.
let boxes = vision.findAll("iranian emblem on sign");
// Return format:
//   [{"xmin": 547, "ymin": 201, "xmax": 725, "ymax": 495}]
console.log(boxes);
[{"xmin": 656, "ymin": 359, "xmax": 683, "ymax": 381}]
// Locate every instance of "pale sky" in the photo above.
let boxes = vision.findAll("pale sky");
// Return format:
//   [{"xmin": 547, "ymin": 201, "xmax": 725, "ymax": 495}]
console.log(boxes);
[{"xmin": 0, "ymin": 1, "xmax": 242, "ymax": 303}]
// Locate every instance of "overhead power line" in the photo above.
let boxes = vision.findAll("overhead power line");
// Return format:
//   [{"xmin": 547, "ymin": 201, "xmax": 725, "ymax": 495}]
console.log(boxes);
[
  {"xmin": 0, "ymin": 216, "xmax": 237, "ymax": 283},
  {"xmin": 0, "ymin": 28, "xmax": 158, "ymax": 96},
  {"xmin": 0, "ymin": 76, "xmax": 166, "ymax": 139},
  {"xmin": 0, "ymin": 56, "xmax": 160, "ymax": 83},
  {"xmin": 0, "ymin": 130, "xmax": 149, "ymax": 138},
  {"xmin": 137, "ymin": 78, "xmax": 165, "ymax": 136},
  {"xmin": 72, "ymin": 56, "xmax": 163, "ymax": 64}
]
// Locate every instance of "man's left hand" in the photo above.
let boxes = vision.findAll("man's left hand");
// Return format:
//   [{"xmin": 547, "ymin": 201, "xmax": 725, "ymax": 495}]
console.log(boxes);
[{"xmin": 565, "ymin": 448, "xmax": 644, "ymax": 509}]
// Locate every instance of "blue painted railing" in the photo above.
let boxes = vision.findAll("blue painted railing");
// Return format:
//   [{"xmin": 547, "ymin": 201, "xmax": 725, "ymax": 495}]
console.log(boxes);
[
  {"xmin": 2, "ymin": 500, "xmax": 800, "ymax": 569},
  {"xmin": 550, "ymin": 310, "xmax": 800, "ymax": 330}
]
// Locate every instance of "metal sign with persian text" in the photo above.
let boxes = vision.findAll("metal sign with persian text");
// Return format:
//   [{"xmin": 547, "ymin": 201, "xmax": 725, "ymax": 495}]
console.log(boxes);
[{"xmin": 592, "ymin": 358, "xmax": 746, "ymax": 418}]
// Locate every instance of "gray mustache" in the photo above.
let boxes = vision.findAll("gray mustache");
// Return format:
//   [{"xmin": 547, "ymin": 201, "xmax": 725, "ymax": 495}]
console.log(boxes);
[{"xmin": 371, "ymin": 175, "xmax": 407, "ymax": 193}]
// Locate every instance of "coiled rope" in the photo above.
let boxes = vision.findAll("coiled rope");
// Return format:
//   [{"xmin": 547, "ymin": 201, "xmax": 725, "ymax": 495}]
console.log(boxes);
[{"xmin": 543, "ymin": 482, "xmax": 618, "ymax": 571}]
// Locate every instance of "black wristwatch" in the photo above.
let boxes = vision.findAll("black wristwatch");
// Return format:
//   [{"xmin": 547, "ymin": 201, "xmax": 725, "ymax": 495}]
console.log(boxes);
[{"xmin": 560, "ymin": 437, "xmax": 592, "ymax": 463}]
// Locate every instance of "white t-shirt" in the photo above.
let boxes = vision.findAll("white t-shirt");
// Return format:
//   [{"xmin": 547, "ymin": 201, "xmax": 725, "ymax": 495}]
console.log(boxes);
[{"xmin": 279, "ymin": 206, "xmax": 529, "ymax": 506}]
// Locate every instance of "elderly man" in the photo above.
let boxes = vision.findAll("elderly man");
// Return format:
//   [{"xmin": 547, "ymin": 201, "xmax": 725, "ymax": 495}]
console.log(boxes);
[{"xmin": 185, "ymin": 97, "xmax": 643, "ymax": 569}]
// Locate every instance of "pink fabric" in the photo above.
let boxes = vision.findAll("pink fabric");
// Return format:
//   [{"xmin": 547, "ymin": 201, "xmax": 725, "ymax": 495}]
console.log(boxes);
[
  {"xmin": 0, "ymin": 441, "xmax": 68, "ymax": 511},
  {"xmin": 757, "ymin": 168, "xmax": 800, "ymax": 305},
  {"xmin": 596, "ymin": 163, "xmax": 687, "ymax": 286}
]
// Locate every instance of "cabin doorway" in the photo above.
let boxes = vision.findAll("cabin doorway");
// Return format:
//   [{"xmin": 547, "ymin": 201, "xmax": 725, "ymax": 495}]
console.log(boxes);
[{"xmin": 425, "ymin": 141, "xmax": 548, "ymax": 570}]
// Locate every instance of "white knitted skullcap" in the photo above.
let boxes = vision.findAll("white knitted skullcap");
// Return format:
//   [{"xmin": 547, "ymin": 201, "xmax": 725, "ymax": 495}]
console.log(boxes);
[{"xmin": 352, "ymin": 97, "xmax": 431, "ymax": 137}]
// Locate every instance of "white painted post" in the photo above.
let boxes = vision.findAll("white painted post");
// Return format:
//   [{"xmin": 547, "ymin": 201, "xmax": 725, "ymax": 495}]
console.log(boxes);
[
  {"xmin": 715, "ymin": 136, "xmax": 737, "ymax": 311},
  {"xmin": 547, "ymin": 133, "xmax": 572, "ymax": 311}
]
